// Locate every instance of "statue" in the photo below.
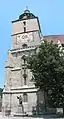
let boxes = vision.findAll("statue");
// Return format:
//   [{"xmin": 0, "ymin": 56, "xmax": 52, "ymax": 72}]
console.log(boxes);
[
  {"xmin": 17, "ymin": 95, "xmax": 24, "ymax": 113},
  {"xmin": 17, "ymin": 95, "xmax": 22, "ymax": 105}
]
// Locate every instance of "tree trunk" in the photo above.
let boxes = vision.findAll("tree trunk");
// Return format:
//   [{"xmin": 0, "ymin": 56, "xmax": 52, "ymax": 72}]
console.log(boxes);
[
  {"xmin": 37, "ymin": 91, "xmax": 39, "ymax": 115},
  {"xmin": 44, "ymin": 90, "xmax": 47, "ymax": 112}
]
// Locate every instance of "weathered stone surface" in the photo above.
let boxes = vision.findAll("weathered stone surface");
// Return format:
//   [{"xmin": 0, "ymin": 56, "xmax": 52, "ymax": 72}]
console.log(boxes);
[{"xmin": 2, "ymin": 10, "xmax": 42, "ymax": 116}]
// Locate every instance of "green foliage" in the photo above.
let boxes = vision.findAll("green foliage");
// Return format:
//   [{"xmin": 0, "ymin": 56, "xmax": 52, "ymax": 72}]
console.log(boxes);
[{"xmin": 27, "ymin": 40, "xmax": 64, "ymax": 108}]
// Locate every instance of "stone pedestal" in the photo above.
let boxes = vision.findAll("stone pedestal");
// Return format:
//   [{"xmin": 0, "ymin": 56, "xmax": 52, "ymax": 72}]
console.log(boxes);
[
  {"xmin": 16, "ymin": 106, "xmax": 23, "ymax": 113},
  {"xmin": 14, "ymin": 105, "xmax": 27, "ymax": 116}
]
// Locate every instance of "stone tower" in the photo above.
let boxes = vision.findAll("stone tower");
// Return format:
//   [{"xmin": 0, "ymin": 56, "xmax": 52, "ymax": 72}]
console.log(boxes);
[{"xmin": 2, "ymin": 9, "xmax": 43, "ymax": 115}]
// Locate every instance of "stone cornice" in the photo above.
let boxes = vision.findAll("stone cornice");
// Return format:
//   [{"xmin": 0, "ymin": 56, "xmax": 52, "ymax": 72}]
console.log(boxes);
[
  {"xmin": 3, "ymin": 88, "xmax": 38, "ymax": 94},
  {"xmin": 10, "ymin": 46, "xmax": 37, "ymax": 53},
  {"xmin": 11, "ymin": 67, "xmax": 21, "ymax": 71}
]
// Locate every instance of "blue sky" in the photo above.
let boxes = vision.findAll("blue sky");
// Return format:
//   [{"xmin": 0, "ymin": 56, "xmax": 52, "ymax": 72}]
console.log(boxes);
[{"xmin": 0, "ymin": 0, "xmax": 64, "ymax": 87}]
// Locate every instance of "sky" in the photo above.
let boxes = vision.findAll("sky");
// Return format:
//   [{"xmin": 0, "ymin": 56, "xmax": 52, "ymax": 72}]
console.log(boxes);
[{"xmin": 0, "ymin": 0, "xmax": 64, "ymax": 88}]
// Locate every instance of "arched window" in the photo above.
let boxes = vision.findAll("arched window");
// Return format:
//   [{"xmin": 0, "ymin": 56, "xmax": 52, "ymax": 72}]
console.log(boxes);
[
  {"xmin": 21, "ymin": 55, "xmax": 27, "ymax": 85},
  {"xmin": 23, "ymin": 93, "xmax": 28, "ymax": 102},
  {"xmin": 23, "ymin": 21, "xmax": 26, "ymax": 25},
  {"xmin": 22, "ymin": 44, "xmax": 27, "ymax": 49},
  {"xmin": 24, "ymin": 27, "xmax": 26, "ymax": 32},
  {"xmin": 22, "ymin": 55, "xmax": 26, "ymax": 64}
]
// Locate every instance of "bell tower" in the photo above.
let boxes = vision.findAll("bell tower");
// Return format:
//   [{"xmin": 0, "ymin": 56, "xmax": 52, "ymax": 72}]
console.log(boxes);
[
  {"xmin": 12, "ymin": 9, "xmax": 41, "ymax": 49},
  {"xmin": 2, "ymin": 9, "xmax": 42, "ymax": 116}
]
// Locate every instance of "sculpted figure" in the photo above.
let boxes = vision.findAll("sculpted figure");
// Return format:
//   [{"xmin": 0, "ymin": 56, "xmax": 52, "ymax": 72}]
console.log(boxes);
[{"xmin": 17, "ymin": 95, "xmax": 22, "ymax": 105}]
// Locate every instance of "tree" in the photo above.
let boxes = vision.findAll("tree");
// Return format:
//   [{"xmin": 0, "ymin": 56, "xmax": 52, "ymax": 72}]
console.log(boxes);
[{"xmin": 27, "ymin": 40, "xmax": 64, "ymax": 113}]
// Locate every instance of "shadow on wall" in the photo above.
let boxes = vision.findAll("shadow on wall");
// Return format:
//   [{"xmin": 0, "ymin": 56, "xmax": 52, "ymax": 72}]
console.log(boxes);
[
  {"xmin": 32, "ymin": 103, "xmax": 44, "ymax": 115},
  {"xmin": 32, "ymin": 103, "xmax": 56, "ymax": 116},
  {"xmin": 0, "ymin": 101, "xmax": 2, "ymax": 112}
]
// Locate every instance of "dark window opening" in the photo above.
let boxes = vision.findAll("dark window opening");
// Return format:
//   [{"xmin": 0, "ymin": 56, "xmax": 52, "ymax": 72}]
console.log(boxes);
[
  {"xmin": 24, "ymin": 27, "xmax": 26, "ymax": 32},
  {"xmin": 24, "ymin": 76, "xmax": 26, "ymax": 85},
  {"xmin": 23, "ymin": 70, "xmax": 27, "ymax": 85},
  {"xmin": 16, "ymin": 53, "xmax": 17, "ymax": 57},
  {"xmin": 23, "ymin": 93, "xmax": 28, "ymax": 102},
  {"xmin": 22, "ymin": 44, "xmax": 27, "ymax": 49},
  {"xmin": 23, "ymin": 21, "xmax": 26, "ymax": 25},
  {"xmin": 23, "ymin": 69, "xmax": 27, "ymax": 85},
  {"xmin": 62, "ymin": 44, "xmax": 64, "ymax": 47}
]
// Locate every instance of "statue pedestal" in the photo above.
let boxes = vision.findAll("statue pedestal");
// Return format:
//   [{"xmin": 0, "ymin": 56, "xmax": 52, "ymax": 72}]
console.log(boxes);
[
  {"xmin": 14, "ymin": 105, "xmax": 27, "ymax": 116},
  {"xmin": 17, "ymin": 106, "xmax": 23, "ymax": 113}
]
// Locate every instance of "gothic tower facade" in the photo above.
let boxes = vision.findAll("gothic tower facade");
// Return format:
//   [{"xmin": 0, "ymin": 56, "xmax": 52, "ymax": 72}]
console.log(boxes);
[{"xmin": 2, "ymin": 9, "xmax": 44, "ymax": 115}]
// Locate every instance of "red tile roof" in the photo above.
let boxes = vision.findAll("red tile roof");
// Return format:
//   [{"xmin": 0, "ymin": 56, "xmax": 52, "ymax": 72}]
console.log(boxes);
[{"xmin": 43, "ymin": 35, "xmax": 64, "ymax": 44}]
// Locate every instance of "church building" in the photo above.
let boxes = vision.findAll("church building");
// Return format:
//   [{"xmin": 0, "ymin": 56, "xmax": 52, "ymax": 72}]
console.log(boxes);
[{"xmin": 2, "ymin": 9, "xmax": 64, "ymax": 116}]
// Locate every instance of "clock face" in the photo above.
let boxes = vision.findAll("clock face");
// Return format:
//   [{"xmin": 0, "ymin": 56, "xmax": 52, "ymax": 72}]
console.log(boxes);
[{"xmin": 17, "ymin": 32, "xmax": 33, "ymax": 44}]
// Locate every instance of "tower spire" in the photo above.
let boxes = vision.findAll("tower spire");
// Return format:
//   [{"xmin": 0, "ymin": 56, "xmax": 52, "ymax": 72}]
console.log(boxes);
[
  {"xmin": 26, "ymin": 6, "xmax": 28, "ymax": 11},
  {"xmin": 24, "ymin": 6, "xmax": 30, "ymax": 13}
]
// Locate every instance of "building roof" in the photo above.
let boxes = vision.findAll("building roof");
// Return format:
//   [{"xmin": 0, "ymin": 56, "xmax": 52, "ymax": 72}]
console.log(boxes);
[
  {"xmin": 12, "ymin": 9, "xmax": 41, "ymax": 33},
  {"xmin": 12, "ymin": 9, "xmax": 37, "ymax": 23},
  {"xmin": 19, "ymin": 9, "xmax": 36, "ymax": 20},
  {"xmin": 43, "ymin": 35, "xmax": 64, "ymax": 44}
]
